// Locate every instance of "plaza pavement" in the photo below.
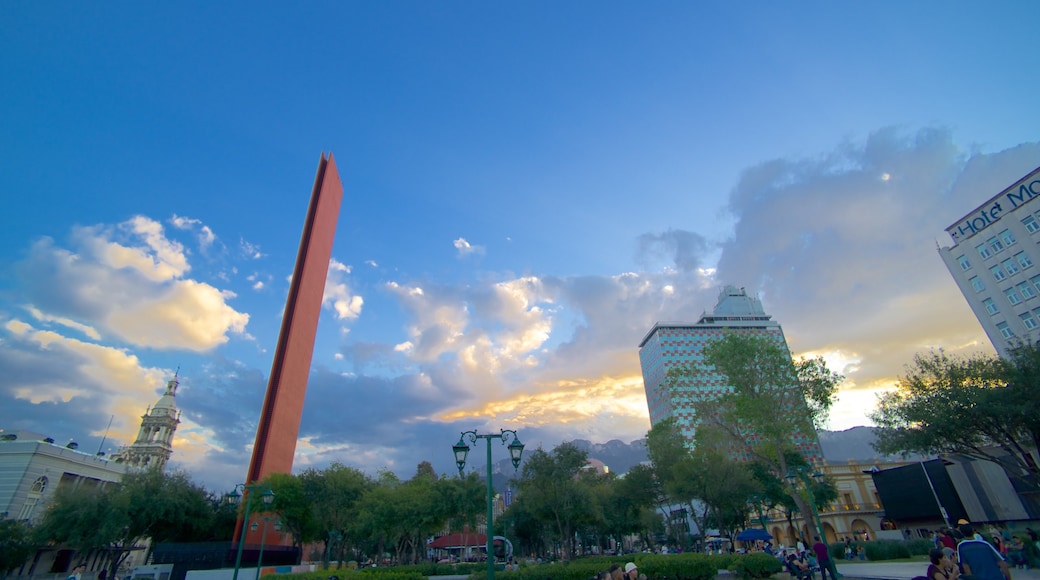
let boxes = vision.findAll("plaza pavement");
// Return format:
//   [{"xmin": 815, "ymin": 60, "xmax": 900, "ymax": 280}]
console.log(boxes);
[{"xmin": 834, "ymin": 560, "xmax": 1038, "ymax": 580}]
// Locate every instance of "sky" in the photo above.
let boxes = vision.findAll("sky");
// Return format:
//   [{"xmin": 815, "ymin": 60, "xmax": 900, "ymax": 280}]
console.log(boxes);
[{"xmin": 2, "ymin": 2, "xmax": 1040, "ymax": 493}]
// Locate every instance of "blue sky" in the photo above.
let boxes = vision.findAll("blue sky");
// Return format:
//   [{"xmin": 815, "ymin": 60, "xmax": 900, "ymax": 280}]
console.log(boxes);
[{"xmin": 2, "ymin": 2, "xmax": 1040, "ymax": 492}]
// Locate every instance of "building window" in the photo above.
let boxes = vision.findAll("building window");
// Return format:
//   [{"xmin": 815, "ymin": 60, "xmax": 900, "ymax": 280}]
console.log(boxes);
[
  {"xmin": 971, "ymin": 276, "xmax": 985, "ymax": 292},
  {"xmin": 988, "ymin": 236, "xmax": 1005, "ymax": 254},
  {"xmin": 958, "ymin": 255, "xmax": 972, "ymax": 271},
  {"xmin": 1006, "ymin": 288, "xmax": 1023, "ymax": 305},
  {"xmin": 1016, "ymin": 252, "xmax": 1033, "ymax": 270},
  {"xmin": 1001, "ymin": 229, "xmax": 1017, "ymax": 247},
  {"xmin": 984, "ymin": 298, "xmax": 999, "ymax": 314},
  {"xmin": 1025, "ymin": 215, "xmax": 1040, "ymax": 233},
  {"xmin": 998, "ymin": 321, "xmax": 1014, "ymax": 339},
  {"xmin": 978, "ymin": 243, "xmax": 992, "ymax": 259},
  {"xmin": 1021, "ymin": 312, "xmax": 1039, "ymax": 330},
  {"xmin": 1003, "ymin": 258, "xmax": 1020, "ymax": 276},
  {"xmin": 1019, "ymin": 281, "xmax": 1036, "ymax": 300},
  {"xmin": 991, "ymin": 264, "xmax": 1007, "ymax": 281}
]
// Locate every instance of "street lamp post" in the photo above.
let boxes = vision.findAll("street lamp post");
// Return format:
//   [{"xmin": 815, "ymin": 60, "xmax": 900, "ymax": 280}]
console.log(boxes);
[
  {"xmin": 785, "ymin": 468, "xmax": 840, "ymax": 579},
  {"xmin": 253, "ymin": 518, "xmax": 281, "ymax": 580},
  {"xmin": 325, "ymin": 530, "xmax": 341, "ymax": 570},
  {"xmin": 226, "ymin": 485, "xmax": 275, "ymax": 580},
  {"xmin": 452, "ymin": 429, "xmax": 524, "ymax": 580}
]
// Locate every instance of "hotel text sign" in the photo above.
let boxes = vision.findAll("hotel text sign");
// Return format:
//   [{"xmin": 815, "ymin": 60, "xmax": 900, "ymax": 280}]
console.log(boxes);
[{"xmin": 947, "ymin": 168, "xmax": 1040, "ymax": 243}]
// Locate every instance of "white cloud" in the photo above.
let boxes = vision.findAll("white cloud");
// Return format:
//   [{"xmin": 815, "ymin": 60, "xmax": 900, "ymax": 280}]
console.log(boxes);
[
  {"xmin": 453, "ymin": 237, "xmax": 485, "ymax": 258},
  {"xmin": 15, "ymin": 217, "xmax": 249, "ymax": 351},
  {"xmin": 240, "ymin": 238, "xmax": 265, "ymax": 259},
  {"xmin": 24, "ymin": 305, "xmax": 102, "ymax": 340},
  {"xmin": 169, "ymin": 214, "xmax": 216, "ymax": 250},
  {"xmin": 1, "ymin": 318, "xmax": 171, "ymax": 442},
  {"xmin": 322, "ymin": 258, "xmax": 364, "ymax": 321}
]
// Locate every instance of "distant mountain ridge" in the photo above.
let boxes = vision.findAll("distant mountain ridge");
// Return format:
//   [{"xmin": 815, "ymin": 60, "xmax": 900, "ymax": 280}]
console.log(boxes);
[
  {"xmin": 485, "ymin": 426, "xmax": 892, "ymax": 489},
  {"xmin": 572, "ymin": 427, "xmax": 897, "ymax": 474}
]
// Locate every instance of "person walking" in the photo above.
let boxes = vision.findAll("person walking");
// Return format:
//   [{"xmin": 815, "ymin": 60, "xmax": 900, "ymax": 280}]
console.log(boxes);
[{"xmin": 813, "ymin": 536, "xmax": 839, "ymax": 580}]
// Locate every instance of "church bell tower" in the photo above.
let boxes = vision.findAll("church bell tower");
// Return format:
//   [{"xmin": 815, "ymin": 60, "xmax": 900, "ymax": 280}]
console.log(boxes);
[{"xmin": 112, "ymin": 376, "xmax": 181, "ymax": 471}]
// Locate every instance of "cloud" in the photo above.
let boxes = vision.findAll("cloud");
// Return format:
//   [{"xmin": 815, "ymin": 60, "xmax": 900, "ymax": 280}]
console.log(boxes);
[
  {"xmin": 240, "ymin": 238, "xmax": 265, "ymax": 259},
  {"xmin": 636, "ymin": 229, "xmax": 712, "ymax": 273},
  {"xmin": 323, "ymin": 259, "xmax": 364, "ymax": 321},
  {"xmin": 14, "ymin": 216, "xmax": 249, "ymax": 351},
  {"xmin": 170, "ymin": 214, "xmax": 217, "ymax": 250},
  {"xmin": 0, "ymin": 318, "xmax": 172, "ymax": 451},
  {"xmin": 453, "ymin": 237, "xmax": 485, "ymax": 258},
  {"xmin": 7, "ymin": 128, "xmax": 1039, "ymax": 491},
  {"xmin": 713, "ymin": 127, "xmax": 1040, "ymax": 405},
  {"xmin": 24, "ymin": 305, "xmax": 102, "ymax": 340}
]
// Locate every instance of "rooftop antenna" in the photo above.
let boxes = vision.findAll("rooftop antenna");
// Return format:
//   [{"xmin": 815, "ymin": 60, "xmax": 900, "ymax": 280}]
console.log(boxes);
[{"xmin": 97, "ymin": 414, "xmax": 114, "ymax": 455}]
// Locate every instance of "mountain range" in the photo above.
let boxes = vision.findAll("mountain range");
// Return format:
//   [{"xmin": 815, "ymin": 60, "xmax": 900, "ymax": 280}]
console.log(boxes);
[{"xmin": 487, "ymin": 426, "xmax": 896, "ymax": 489}]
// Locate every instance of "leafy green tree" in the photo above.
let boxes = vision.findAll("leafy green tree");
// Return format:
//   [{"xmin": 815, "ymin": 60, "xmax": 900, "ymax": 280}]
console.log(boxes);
[
  {"xmin": 355, "ymin": 468, "xmax": 450, "ymax": 565},
  {"xmin": 35, "ymin": 469, "xmax": 214, "ymax": 577},
  {"xmin": 645, "ymin": 418, "xmax": 698, "ymax": 548},
  {"xmin": 299, "ymin": 462, "xmax": 374, "ymax": 567},
  {"xmin": 437, "ymin": 471, "xmax": 485, "ymax": 550},
  {"xmin": 499, "ymin": 493, "xmax": 549, "ymax": 558},
  {"xmin": 0, "ymin": 519, "xmax": 37, "ymax": 579},
  {"xmin": 611, "ymin": 463, "xmax": 662, "ymax": 550},
  {"xmin": 259, "ymin": 472, "xmax": 315, "ymax": 552},
  {"xmin": 669, "ymin": 332, "xmax": 843, "ymax": 539},
  {"xmin": 872, "ymin": 347, "xmax": 1040, "ymax": 480},
  {"xmin": 687, "ymin": 424, "xmax": 762, "ymax": 541},
  {"xmin": 513, "ymin": 443, "xmax": 589, "ymax": 559}
]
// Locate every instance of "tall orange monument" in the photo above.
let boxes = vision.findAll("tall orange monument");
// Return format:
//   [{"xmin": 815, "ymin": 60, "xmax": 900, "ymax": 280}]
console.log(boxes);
[{"xmin": 238, "ymin": 152, "xmax": 344, "ymax": 543}]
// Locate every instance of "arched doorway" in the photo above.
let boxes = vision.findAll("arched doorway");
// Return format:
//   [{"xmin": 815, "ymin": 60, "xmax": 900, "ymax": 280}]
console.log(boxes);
[{"xmin": 850, "ymin": 519, "xmax": 874, "ymax": 541}]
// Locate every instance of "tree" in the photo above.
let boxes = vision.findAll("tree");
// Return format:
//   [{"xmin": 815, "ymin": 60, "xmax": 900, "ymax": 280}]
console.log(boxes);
[
  {"xmin": 259, "ymin": 472, "xmax": 316, "ymax": 552},
  {"xmin": 687, "ymin": 424, "xmax": 762, "ymax": 542},
  {"xmin": 872, "ymin": 347, "xmax": 1040, "ymax": 481},
  {"xmin": 0, "ymin": 519, "xmax": 36, "ymax": 579},
  {"xmin": 669, "ymin": 331, "xmax": 843, "ymax": 539},
  {"xmin": 513, "ymin": 443, "xmax": 590, "ymax": 559},
  {"xmin": 645, "ymin": 418, "xmax": 699, "ymax": 548},
  {"xmin": 34, "ymin": 469, "xmax": 215, "ymax": 577},
  {"xmin": 611, "ymin": 463, "xmax": 663, "ymax": 550},
  {"xmin": 299, "ymin": 463, "xmax": 374, "ymax": 568}
]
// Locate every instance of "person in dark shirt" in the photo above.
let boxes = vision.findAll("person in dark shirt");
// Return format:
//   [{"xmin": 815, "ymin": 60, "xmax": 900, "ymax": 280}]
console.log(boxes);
[
  {"xmin": 957, "ymin": 524, "xmax": 1011, "ymax": 580},
  {"xmin": 927, "ymin": 548, "xmax": 959, "ymax": 580},
  {"xmin": 812, "ymin": 536, "xmax": 835, "ymax": 580}
]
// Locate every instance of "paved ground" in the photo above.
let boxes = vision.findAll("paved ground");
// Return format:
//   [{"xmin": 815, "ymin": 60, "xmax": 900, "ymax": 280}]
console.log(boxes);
[{"xmin": 834, "ymin": 561, "xmax": 1038, "ymax": 579}]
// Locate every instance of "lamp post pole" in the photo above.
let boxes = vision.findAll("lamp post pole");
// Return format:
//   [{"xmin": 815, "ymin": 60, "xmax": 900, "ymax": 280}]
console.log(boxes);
[
  {"xmin": 453, "ymin": 429, "xmax": 525, "ymax": 580},
  {"xmin": 226, "ymin": 485, "xmax": 274, "ymax": 580},
  {"xmin": 255, "ymin": 518, "xmax": 281, "ymax": 580}
]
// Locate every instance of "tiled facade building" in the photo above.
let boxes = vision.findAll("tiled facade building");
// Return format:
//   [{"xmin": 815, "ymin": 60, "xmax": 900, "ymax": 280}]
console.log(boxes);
[
  {"xmin": 939, "ymin": 165, "xmax": 1040, "ymax": 358},
  {"xmin": 638, "ymin": 285, "xmax": 823, "ymax": 463}
]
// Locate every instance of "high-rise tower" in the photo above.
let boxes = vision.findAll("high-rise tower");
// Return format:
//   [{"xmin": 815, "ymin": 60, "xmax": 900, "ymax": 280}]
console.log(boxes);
[
  {"xmin": 638, "ymin": 285, "xmax": 823, "ymax": 462},
  {"xmin": 112, "ymin": 376, "xmax": 181, "ymax": 471}
]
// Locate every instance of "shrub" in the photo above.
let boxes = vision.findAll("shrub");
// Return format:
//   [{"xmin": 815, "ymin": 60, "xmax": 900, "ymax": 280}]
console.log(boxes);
[
  {"xmin": 905, "ymin": 539, "xmax": 934, "ymax": 556},
  {"xmin": 729, "ymin": 553, "xmax": 782, "ymax": 580},
  {"xmin": 863, "ymin": 540, "xmax": 911, "ymax": 561}
]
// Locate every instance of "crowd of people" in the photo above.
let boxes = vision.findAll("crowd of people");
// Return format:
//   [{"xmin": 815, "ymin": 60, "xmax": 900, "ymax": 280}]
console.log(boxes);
[
  {"xmin": 923, "ymin": 525, "xmax": 1010, "ymax": 580},
  {"xmin": 922, "ymin": 521, "xmax": 1024, "ymax": 580}
]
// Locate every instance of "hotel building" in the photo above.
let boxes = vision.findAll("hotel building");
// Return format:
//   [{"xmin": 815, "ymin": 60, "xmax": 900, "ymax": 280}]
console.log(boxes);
[{"xmin": 939, "ymin": 165, "xmax": 1040, "ymax": 358}]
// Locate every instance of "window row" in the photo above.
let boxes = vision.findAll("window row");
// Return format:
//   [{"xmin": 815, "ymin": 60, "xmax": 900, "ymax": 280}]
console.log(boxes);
[
  {"xmin": 976, "ymin": 228, "xmax": 1018, "ymax": 259},
  {"xmin": 996, "ymin": 307, "xmax": 1040, "ymax": 339},
  {"xmin": 987, "ymin": 252, "xmax": 1034, "ymax": 281},
  {"xmin": 980, "ymin": 276, "xmax": 1040, "ymax": 314}
]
